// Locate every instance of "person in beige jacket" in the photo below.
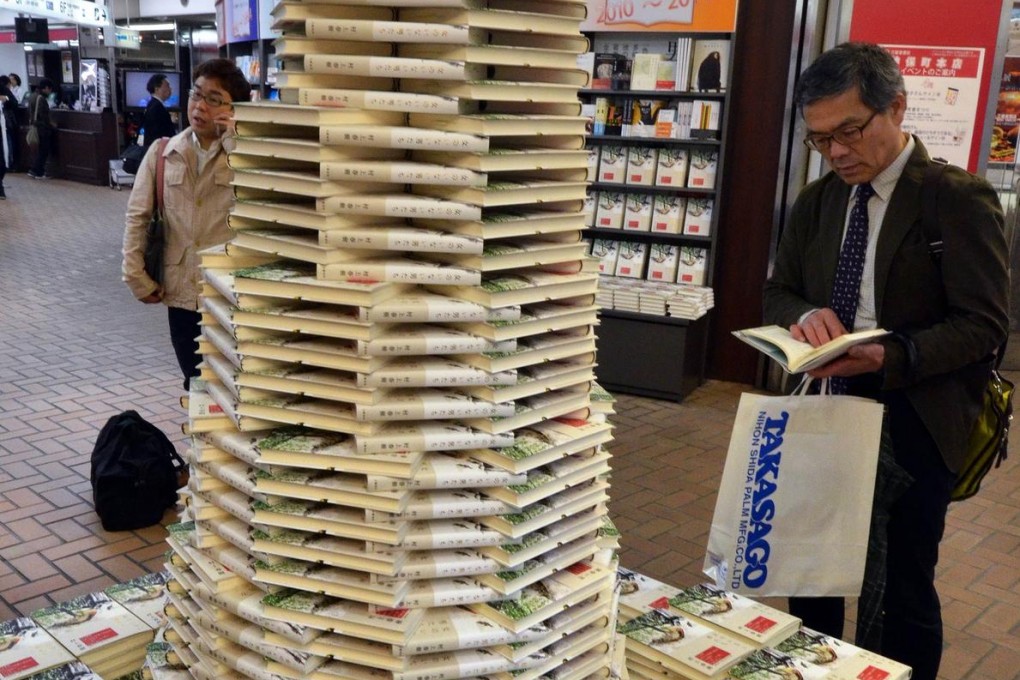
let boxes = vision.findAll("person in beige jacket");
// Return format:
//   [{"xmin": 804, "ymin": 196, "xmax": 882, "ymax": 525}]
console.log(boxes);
[{"xmin": 122, "ymin": 59, "xmax": 250, "ymax": 389}]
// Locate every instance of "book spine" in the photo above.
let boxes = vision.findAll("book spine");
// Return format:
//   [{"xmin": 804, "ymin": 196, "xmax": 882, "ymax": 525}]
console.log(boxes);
[
  {"xmin": 317, "ymin": 195, "xmax": 482, "ymax": 221},
  {"xmin": 304, "ymin": 19, "xmax": 472, "ymax": 44},
  {"xmin": 302, "ymin": 55, "xmax": 470, "ymax": 80},
  {"xmin": 317, "ymin": 261, "xmax": 481, "ymax": 286},
  {"xmin": 361, "ymin": 299, "xmax": 490, "ymax": 323},
  {"xmin": 293, "ymin": 88, "xmax": 463, "ymax": 114},
  {"xmin": 321, "ymin": 161, "xmax": 485, "ymax": 186},
  {"xmin": 321, "ymin": 125, "xmax": 488, "ymax": 152}
]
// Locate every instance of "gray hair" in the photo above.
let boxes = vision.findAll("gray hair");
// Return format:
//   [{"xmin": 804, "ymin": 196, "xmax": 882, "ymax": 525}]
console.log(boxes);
[{"xmin": 795, "ymin": 42, "xmax": 905, "ymax": 114}]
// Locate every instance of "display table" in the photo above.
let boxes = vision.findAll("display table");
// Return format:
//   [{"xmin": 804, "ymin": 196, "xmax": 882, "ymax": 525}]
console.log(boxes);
[{"xmin": 13, "ymin": 108, "xmax": 119, "ymax": 186}]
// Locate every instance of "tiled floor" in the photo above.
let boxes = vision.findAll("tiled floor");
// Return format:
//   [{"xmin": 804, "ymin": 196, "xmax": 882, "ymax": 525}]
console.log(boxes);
[{"xmin": 0, "ymin": 173, "xmax": 1018, "ymax": 678}]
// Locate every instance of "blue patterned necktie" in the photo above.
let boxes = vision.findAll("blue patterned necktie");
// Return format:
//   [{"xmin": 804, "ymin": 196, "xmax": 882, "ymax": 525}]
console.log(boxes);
[{"xmin": 829, "ymin": 182, "xmax": 874, "ymax": 394}]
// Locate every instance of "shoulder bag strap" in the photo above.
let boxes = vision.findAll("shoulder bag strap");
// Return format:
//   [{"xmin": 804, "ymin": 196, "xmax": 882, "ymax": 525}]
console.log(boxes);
[
  {"xmin": 154, "ymin": 138, "xmax": 169, "ymax": 215},
  {"xmin": 31, "ymin": 93, "xmax": 39, "ymax": 124},
  {"xmin": 921, "ymin": 157, "xmax": 1008, "ymax": 367}
]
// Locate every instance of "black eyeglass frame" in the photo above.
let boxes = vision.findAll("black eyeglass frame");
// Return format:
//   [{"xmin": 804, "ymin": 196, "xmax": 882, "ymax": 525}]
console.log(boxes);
[
  {"xmin": 803, "ymin": 109, "xmax": 880, "ymax": 152},
  {"xmin": 187, "ymin": 88, "xmax": 232, "ymax": 109}
]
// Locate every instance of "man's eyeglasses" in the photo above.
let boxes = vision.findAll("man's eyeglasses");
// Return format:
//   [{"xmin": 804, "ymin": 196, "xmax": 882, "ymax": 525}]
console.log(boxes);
[
  {"xmin": 803, "ymin": 110, "xmax": 879, "ymax": 152},
  {"xmin": 188, "ymin": 88, "xmax": 230, "ymax": 108}
]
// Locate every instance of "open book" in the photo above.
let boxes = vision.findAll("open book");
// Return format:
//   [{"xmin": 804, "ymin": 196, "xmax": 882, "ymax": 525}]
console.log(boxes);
[{"xmin": 733, "ymin": 324, "xmax": 889, "ymax": 373}]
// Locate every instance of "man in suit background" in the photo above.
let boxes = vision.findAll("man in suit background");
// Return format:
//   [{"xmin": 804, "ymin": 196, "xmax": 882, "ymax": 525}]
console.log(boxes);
[
  {"xmin": 763, "ymin": 43, "xmax": 1008, "ymax": 680},
  {"xmin": 141, "ymin": 74, "xmax": 176, "ymax": 151}
]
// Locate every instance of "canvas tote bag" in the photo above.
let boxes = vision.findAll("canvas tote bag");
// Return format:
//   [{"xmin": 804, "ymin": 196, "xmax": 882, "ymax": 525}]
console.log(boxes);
[{"xmin": 703, "ymin": 380, "xmax": 884, "ymax": 597}]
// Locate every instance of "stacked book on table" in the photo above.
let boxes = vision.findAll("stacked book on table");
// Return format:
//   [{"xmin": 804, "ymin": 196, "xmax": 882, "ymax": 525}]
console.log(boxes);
[
  {"xmin": 166, "ymin": 1, "xmax": 620, "ymax": 679},
  {"xmin": 596, "ymin": 277, "xmax": 714, "ymax": 320},
  {"xmin": 614, "ymin": 567, "xmax": 911, "ymax": 680}
]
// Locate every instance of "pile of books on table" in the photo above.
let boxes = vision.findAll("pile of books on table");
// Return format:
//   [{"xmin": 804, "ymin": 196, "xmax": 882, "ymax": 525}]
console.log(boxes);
[
  {"xmin": 166, "ymin": 1, "xmax": 621, "ymax": 679},
  {"xmin": 596, "ymin": 277, "xmax": 714, "ymax": 320},
  {"xmin": 615, "ymin": 567, "xmax": 912, "ymax": 680}
]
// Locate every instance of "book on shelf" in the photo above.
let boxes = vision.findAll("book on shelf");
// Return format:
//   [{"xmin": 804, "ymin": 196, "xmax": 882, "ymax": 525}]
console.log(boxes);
[
  {"xmin": 17, "ymin": 661, "xmax": 104, "ymax": 680},
  {"xmin": 319, "ymin": 160, "xmax": 486, "ymax": 187},
  {"xmin": 596, "ymin": 145, "xmax": 627, "ymax": 184},
  {"xmin": 691, "ymin": 38, "xmax": 731, "ymax": 92},
  {"xmin": 397, "ymin": 42, "xmax": 584, "ymax": 71},
  {"xmin": 616, "ymin": 566, "xmax": 683, "ymax": 618},
  {"xmin": 406, "ymin": 112, "xmax": 589, "ymax": 137},
  {"xmin": 260, "ymin": 590, "xmax": 424, "ymax": 647},
  {"xmin": 691, "ymin": 98, "xmax": 722, "ymax": 140},
  {"xmin": 483, "ymin": 507, "xmax": 606, "ymax": 569},
  {"xmin": 594, "ymin": 191, "xmax": 624, "ymax": 229},
  {"xmin": 774, "ymin": 626, "xmax": 912, "ymax": 680},
  {"xmin": 590, "ymin": 98, "xmax": 608, "ymax": 136},
  {"xmin": 585, "ymin": 145, "xmax": 600, "ymax": 178},
  {"xmin": 590, "ymin": 239, "xmax": 620, "ymax": 275},
  {"xmin": 732, "ymin": 325, "xmax": 891, "ymax": 374},
  {"xmin": 283, "ymin": 53, "xmax": 489, "ymax": 81},
  {"xmin": 484, "ymin": 450, "xmax": 611, "ymax": 509},
  {"xmin": 676, "ymin": 246, "xmax": 708, "ymax": 286},
  {"xmin": 29, "ymin": 592, "xmax": 152, "ymax": 662},
  {"xmin": 232, "ymin": 168, "xmax": 397, "ymax": 198},
  {"xmin": 0, "ymin": 618, "xmax": 75, "ymax": 680},
  {"xmin": 675, "ymin": 37, "xmax": 694, "ymax": 91},
  {"xmin": 684, "ymin": 197, "xmax": 714, "ymax": 236},
  {"xmin": 278, "ymin": 86, "xmax": 479, "ymax": 114},
  {"xmin": 251, "ymin": 497, "xmax": 406, "ymax": 546},
  {"xmin": 655, "ymin": 147, "xmax": 689, "ymax": 187},
  {"xmin": 432, "ymin": 269, "xmax": 598, "ymax": 308},
  {"xmin": 232, "ymin": 102, "xmax": 405, "ymax": 128},
  {"xmin": 412, "ymin": 180, "xmax": 588, "ymax": 208},
  {"xmin": 651, "ymin": 195, "xmax": 686, "ymax": 234},
  {"xmin": 614, "ymin": 241, "xmax": 647, "ymax": 279},
  {"xmin": 270, "ymin": 2, "xmax": 391, "ymax": 24},
  {"xmin": 629, "ymin": 53, "xmax": 663, "ymax": 90},
  {"xmin": 197, "ymin": 243, "xmax": 278, "ymax": 270},
  {"xmin": 629, "ymin": 100, "xmax": 669, "ymax": 139},
  {"xmin": 576, "ymin": 51, "xmax": 595, "ymax": 82},
  {"xmin": 270, "ymin": 36, "xmax": 392, "ymax": 59},
  {"xmin": 625, "ymin": 146, "xmax": 657, "ymax": 185},
  {"xmin": 687, "ymin": 149, "xmax": 719, "ymax": 189},
  {"xmin": 665, "ymin": 583, "xmax": 801, "ymax": 648},
  {"xmin": 315, "ymin": 257, "xmax": 481, "ymax": 286},
  {"xmin": 581, "ymin": 192, "xmax": 597, "ymax": 226},
  {"xmin": 356, "ymin": 391, "xmax": 516, "ymax": 422},
  {"xmin": 366, "ymin": 453, "xmax": 526, "ymax": 492},
  {"xmin": 459, "ymin": 328, "xmax": 596, "ymax": 373},
  {"xmin": 318, "ymin": 124, "xmax": 490, "ymax": 153},
  {"xmin": 397, "ymin": 6, "xmax": 584, "ymax": 36},
  {"xmin": 214, "ymin": 262, "xmax": 404, "ymax": 307},
  {"xmin": 409, "ymin": 148, "xmax": 589, "ymax": 173},
  {"xmin": 231, "ymin": 137, "xmax": 405, "ymax": 164},
  {"xmin": 480, "ymin": 478, "xmax": 610, "ymax": 539},
  {"xmin": 623, "ymin": 193, "xmax": 654, "ymax": 232},
  {"xmin": 353, "ymin": 422, "xmax": 513, "ymax": 455},
  {"xmin": 591, "ymin": 53, "xmax": 623, "ymax": 90},
  {"xmin": 414, "ymin": 209, "xmax": 587, "ymax": 240},
  {"xmin": 436, "ymin": 238, "xmax": 588, "ymax": 273},
  {"xmin": 469, "ymin": 418, "xmax": 612, "ymax": 474},
  {"xmin": 618, "ymin": 608, "xmax": 755, "ymax": 680},
  {"xmin": 466, "ymin": 386, "xmax": 592, "ymax": 435},
  {"xmin": 647, "ymin": 244, "xmax": 681, "ymax": 283}
]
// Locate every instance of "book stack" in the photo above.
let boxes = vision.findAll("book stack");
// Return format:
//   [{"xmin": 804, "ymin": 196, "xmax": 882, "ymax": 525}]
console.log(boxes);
[
  {"xmin": 29, "ymin": 593, "xmax": 154, "ymax": 680},
  {"xmin": 168, "ymin": 1, "xmax": 620, "ymax": 679},
  {"xmin": 0, "ymin": 618, "xmax": 75, "ymax": 680}
]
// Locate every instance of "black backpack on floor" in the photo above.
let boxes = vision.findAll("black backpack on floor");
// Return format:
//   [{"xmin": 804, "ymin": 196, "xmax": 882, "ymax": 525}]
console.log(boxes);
[
  {"xmin": 90, "ymin": 410, "xmax": 186, "ymax": 531},
  {"xmin": 120, "ymin": 144, "xmax": 146, "ymax": 175}
]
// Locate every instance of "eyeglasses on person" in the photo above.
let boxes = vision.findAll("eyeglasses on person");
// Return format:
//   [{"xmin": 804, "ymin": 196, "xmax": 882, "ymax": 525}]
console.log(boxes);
[
  {"xmin": 188, "ymin": 88, "xmax": 230, "ymax": 108},
  {"xmin": 803, "ymin": 109, "xmax": 880, "ymax": 152}
]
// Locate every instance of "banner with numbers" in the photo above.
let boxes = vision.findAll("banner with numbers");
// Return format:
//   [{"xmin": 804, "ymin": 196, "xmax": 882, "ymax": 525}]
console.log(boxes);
[
  {"xmin": 582, "ymin": 0, "xmax": 739, "ymax": 33},
  {"xmin": 883, "ymin": 45, "xmax": 984, "ymax": 169},
  {"xmin": 0, "ymin": 0, "xmax": 108, "ymax": 27}
]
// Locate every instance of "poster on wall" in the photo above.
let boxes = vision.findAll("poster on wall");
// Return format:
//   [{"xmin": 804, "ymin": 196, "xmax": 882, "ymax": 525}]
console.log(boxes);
[
  {"xmin": 215, "ymin": 0, "xmax": 227, "ymax": 47},
  {"xmin": 226, "ymin": 0, "xmax": 259, "ymax": 43},
  {"xmin": 883, "ymin": 44, "xmax": 984, "ymax": 169},
  {"xmin": 581, "ymin": 0, "xmax": 738, "ymax": 33},
  {"xmin": 990, "ymin": 56, "xmax": 1020, "ymax": 165},
  {"xmin": 61, "ymin": 51, "xmax": 73, "ymax": 84},
  {"xmin": 258, "ymin": 0, "xmax": 280, "ymax": 40}
]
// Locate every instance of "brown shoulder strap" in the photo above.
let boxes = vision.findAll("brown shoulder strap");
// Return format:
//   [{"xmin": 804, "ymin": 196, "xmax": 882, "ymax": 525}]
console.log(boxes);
[{"xmin": 154, "ymin": 138, "xmax": 169, "ymax": 213}]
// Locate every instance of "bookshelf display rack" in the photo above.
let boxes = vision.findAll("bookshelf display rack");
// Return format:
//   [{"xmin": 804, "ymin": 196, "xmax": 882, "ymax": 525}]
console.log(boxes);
[{"xmin": 582, "ymin": 32, "xmax": 732, "ymax": 401}]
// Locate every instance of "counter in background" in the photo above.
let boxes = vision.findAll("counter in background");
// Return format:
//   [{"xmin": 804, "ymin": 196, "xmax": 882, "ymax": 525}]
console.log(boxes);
[{"xmin": 14, "ymin": 108, "xmax": 119, "ymax": 186}]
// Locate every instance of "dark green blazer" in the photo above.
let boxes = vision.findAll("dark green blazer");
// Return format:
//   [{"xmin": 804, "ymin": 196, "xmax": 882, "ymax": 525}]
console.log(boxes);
[{"xmin": 764, "ymin": 138, "xmax": 1009, "ymax": 471}]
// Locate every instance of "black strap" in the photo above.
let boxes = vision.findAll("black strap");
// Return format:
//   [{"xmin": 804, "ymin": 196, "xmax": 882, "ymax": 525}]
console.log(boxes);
[{"xmin": 920, "ymin": 157, "xmax": 1007, "ymax": 368}]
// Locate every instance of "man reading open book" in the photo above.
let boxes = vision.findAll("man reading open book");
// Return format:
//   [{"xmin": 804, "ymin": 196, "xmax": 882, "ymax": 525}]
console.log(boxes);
[{"xmin": 762, "ymin": 43, "xmax": 1008, "ymax": 680}]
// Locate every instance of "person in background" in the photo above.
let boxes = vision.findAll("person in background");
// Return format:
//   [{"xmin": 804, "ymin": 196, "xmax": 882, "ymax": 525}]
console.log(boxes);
[
  {"xmin": 8, "ymin": 73, "xmax": 24, "ymax": 104},
  {"xmin": 26, "ymin": 78, "xmax": 55, "ymax": 179},
  {"xmin": 121, "ymin": 59, "xmax": 250, "ymax": 389},
  {"xmin": 0, "ymin": 75, "xmax": 19, "ymax": 178},
  {"xmin": 141, "ymin": 74, "xmax": 176, "ymax": 151},
  {"xmin": 763, "ymin": 43, "xmax": 1008, "ymax": 680}
]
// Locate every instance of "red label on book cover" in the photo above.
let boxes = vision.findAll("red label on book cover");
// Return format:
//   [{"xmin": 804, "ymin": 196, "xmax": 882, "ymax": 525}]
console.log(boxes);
[
  {"xmin": 651, "ymin": 272, "xmax": 663, "ymax": 279},
  {"xmin": 654, "ymin": 222, "xmax": 666, "ymax": 230},
  {"xmin": 689, "ymin": 225, "xmax": 701, "ymax": 233},
  {"xmin": 630, "ymin": 174, "xmax": 641, "ymax": 182},
  {"xmin": 1, "ymin": 657, "xmax": 40, "ymax": 676},
  {"xmin": 660, "ymin": 177, "xmax": 673, "ymax": 184},
  {"xmin": 566, "ymin": 562, "xmax": 591, "ymax": 575},
  {"xmin": 680, "ymin": 274, "xmax": 693, "ymax": 282},
  {"xmin": 628, "ymin": 220, "xmax": 638, "ymax": 227},
  {"xmin": 745, "ymin": 616, "xmax": 777, "ymax": 633},
  {"xmin": 648, "ymin": 596, "xmax": 670, "ymax": 609},
  {"xmin": 375, "ymin": 608, "xmax": 411, "ymax": 619},
  {"xmin": 603, "ymin": 172, "xmax": 615, "ymax": 180},
  {"xmin": 695, "ymin": 646, "xmax": 731, "ymax": 665},
  {"xmin": 620, "ymin": 267, "xmax": 632, "ymax": 274},
  {"xmin": 691, "ymin": 178, "xmax": 704, "ymax": 186},
  {"xmin": 80, "ymin": 628, "xmax": 118, "ymax": 646},
  {"xmin": 857, "ymin": 667, "xmax": 890, "ymax": 680},
  {"xmin": 599, "ymin": 218, "xmax": 611, "ymax": 226}
]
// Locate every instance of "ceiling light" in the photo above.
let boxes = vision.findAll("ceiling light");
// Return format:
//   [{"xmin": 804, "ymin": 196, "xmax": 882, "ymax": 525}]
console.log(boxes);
[{"xmin": 119, "ymin": 22, "xmax": 176, "ymax": 31}]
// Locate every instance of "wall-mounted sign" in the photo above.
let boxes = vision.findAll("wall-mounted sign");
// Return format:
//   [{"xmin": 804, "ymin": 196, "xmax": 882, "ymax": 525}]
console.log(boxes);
[
  {"xmin": 884, "ymin": 44, "xmax": 984, "ymax": 169},
  {"xmin": 0, "ymin": 0, "xmax": 108, "ymax": 27},
  {"xmin": 112, "ymin": 28, "xmax": 141, "ymax": 50},
  {"xmin": 581, "ymin": 0, "xmax": 738, "ymax": 33}
]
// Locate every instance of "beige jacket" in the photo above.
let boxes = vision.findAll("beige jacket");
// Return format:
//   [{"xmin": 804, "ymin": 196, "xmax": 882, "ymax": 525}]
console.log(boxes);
[{"xmin": 122, "ymin": 128, "xmax": 234, "ymax": 310}]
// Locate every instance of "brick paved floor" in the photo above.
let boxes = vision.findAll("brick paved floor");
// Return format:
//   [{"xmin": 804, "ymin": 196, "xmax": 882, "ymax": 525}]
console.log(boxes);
[{"xmin": 1, "ymin": 173, "xmax": 1018, "ymax": 678}]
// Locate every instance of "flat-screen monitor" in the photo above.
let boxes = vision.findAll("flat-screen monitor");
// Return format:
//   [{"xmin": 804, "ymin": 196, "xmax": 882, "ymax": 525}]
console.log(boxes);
[
  {"xmin": 15, "ymin": 18, "xmax": 49, "ymax": 44},
  {"xmin": 123, "ymin": 71, "xmax": 182, "ymax": 109}
]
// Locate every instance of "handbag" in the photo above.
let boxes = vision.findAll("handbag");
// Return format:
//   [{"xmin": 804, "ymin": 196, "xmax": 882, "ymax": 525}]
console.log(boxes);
[
  {"xmin": 25, "ymin": 93, "xmax": 39, "ymax": 146},
  {"xmin": 143, "ymin": 139, "xmax": 170, "ymax": 285},
  {"xmin": 703, "ymin": 379, "xmax": 884, "ymax": 597},
  {"xmin": 921, "ymin": 159, "xmax": 1013, "ymax": 502}
]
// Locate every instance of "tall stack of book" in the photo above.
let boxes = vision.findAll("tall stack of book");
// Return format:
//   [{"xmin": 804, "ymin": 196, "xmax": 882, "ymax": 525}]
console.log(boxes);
[{"xmin": 167, "ymin": 1, "xmax": 619, "ymax": 679}]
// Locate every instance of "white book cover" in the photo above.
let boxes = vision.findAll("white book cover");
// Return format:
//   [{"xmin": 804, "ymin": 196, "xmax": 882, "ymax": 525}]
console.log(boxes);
[
  {"xmin": 667, "ymin": 583, "xmax": 801, "ymax": 647},
  {"xmin": 614, "ymin": 242, "xmax": 648, "ymax": 279},
  {"xmin": 594, "ymin": 191, "xmax": 625, "ymax": 229},
  {"xmin": 104, "ymin": 571, "xmax": 172, "ymax": 630},
  {"xmin": 652, "ymin": 195, "xmax": 686, "ymax": 234},
  {"xmin": 0, "ymin": 619, "xmax": 75, "ymax": 680},
  {"xmin": 29, "ymin": 593, "xmax": 150, "ymax": 657},
  {"xmin": 646, "ymin": 244, "xmax": 680, "ymax": 283},
  {"xmin": 622, "ymin": 193, "xmax": 654, "ymax": 232},
  {"xmin": 585, "ymin": 145, "xmax": 600, "ymax": 179},
  {"xmin": 629, "ymin": 53, "xmax": 661, "ymax": 90},
  {"xmin": 687, "ymin": 149, "xmax": 718, "ymax": 189},
  {"xmin": 581, "ymin": 192, "xmax": 597, "ymax": 227},
  {"xmin": 590, "ymin": 239, "xmax": 620, "ymax": 275},
  {"xmin": 655, "ymin": 147, "xmax": 688, "ymax": 187},
  {"xmin": 625, "ymin": 147, "xmax": 657, "ymax": 186},
  {"xmin": 684, "ymin": 197, "xmax": 714, "ymax": 236},
  {"xmin": 691, "ymin": 99, "xmax": 722, "ymax": 140},
  {"xmin": 690, "ymin": 38, "xmax": 731, "ymax": 92},
  {"xmin": 775, "ymin": 627, "xmax": 912, "ymax": 680},
  {"xmin": 676, "ymin": 247, "xmax": 708, "ymax": 286},
  {"xmin": 596, "ymin": 145, "xmax": 627, "ymax": 184},
  {"xmin": 618, "ymin": 608, "xmax": 754, "ymax": 678},
  {"xmin": 616, "ymin": 566, "xmax": 682, "ymax": 616}
]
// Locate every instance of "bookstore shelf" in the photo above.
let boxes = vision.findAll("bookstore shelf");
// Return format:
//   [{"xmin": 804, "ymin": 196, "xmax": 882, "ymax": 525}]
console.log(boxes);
[
  {"xmin": 588, "ymin": 182, "xmax": 716, "ymax": 196},
  {"xmin": 578, "ymin": 89, "xmax": 726, "ymax": 99},
  {"xmin": 586, "ymin": 135, "xmax": 721, "ymax": 147},
  {"xmin": 583, "ymin": 228, "xmax": 712, "ymax": 248}
]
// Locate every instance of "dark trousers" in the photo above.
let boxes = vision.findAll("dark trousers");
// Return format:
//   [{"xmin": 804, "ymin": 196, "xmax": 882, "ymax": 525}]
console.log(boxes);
[
  {"xmin": 789, "ymin": 390, "xmax": 954, "ymax": 680},
  {"xmin": 168, "ymin": 307, "xmax": 202, "ymax": 391},
  {"xmin": 30, "ymin": 126, "xmax": 52, "ymax": 176}
]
